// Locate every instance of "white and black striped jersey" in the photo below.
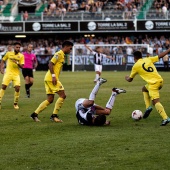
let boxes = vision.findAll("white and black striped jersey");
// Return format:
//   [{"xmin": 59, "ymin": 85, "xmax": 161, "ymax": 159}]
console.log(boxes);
[
  {"xmin": 75, "ymin": 98, "xmax": 95, "ymax": 125},
  {"xmin": 92, "ymin": 51, "xmax": 107, "ymax": 65}
]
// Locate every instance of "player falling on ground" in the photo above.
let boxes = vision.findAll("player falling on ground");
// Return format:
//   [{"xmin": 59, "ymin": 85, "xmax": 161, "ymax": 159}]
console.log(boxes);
[
  {"xmin": 84, "ymin": 44, "xmax": 114, "ymax": 83},
  {"xmin": 75, "ymin": 78, "xmax": 126, "ymax": 126},
  {"xmin": 0, "ymin": 42, "xmax": 24, "ymax": 109},
  {"xmin": 125, "ymin": 49, "xmax": 170, "ymax": 126}
]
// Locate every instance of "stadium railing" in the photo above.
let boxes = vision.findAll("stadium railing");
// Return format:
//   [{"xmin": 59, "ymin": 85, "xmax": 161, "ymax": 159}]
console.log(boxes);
[{"xmin": 1, "ymin": 10, "xmax": 169, "ymax": 22}]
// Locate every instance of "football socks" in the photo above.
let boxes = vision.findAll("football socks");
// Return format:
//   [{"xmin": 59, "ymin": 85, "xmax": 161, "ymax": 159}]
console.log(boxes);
[
  {"xmin": 53, "ymin": 97, "xmax": 64, "ymax": 114},
  {"xmin": 35, "ymin": 100, "xmax": 50, "ymax": 114},
  {"xmin": 155, "ymin": 102, "xmax": 168, "ymax": 120},
  {"xmin": 143, "ymin": 92, "xmax": 151, "ymax": 109}
]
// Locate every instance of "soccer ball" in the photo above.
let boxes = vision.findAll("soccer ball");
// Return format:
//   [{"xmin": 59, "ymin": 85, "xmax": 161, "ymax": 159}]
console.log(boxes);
[{"xmin": 132, "ymin": 110, "xmax": 143, "ymax": 120}]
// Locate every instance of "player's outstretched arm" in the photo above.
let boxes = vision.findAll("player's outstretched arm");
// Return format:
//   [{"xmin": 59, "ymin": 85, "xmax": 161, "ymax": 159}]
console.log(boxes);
[
  {"xmin": 158, "ymin": 48, "xmax": 170, "ymax": 59},
  {"xmin": 106, "ymin": 55, "xmax": 114, "ymax": 60},
  {"xmin": 0, "ymin": 60, "xmax": 5, "ymax": 74},
  {"xmin": 84, "ymin": 44, "xmax": 93, "ymax": 52}
]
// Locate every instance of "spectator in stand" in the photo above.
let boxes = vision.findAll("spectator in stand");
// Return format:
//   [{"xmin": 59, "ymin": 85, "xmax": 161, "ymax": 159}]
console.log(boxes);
[
  {"xmin": 62, "ymin": 4, "xmax": 67, "ymax": 15},
  {"xmin": 95, "ymin": 0, "xmax": 103, "ymax": 12},
  {"xmin": 70, "ymin": 0, "xmax": 79, "ymax": 11},
  {"xmin": 23, "ymin": 11, "xmax": 29, "ymax": 21},
  {"xmin": 162, "ymin": 3, "xmax": 168, "ymax": 18},
  {"xmin": 0, "ymin": 0, "xmax": 3, "ymax": 13},
  {"xmin": 155, "ymin": 3, "xmax": 162, "ymax": 16},
  {"xmin": 79, "ymin": 1, "xmax": 87, "ymax": 11},
  {"xmin": 132, "ymin": 5, "xmax": 138, "ymax": 18},
  {"xmin": 116, "ymin": 0, "xmax": 124, "ymax": 11},
  {"xmin": 65, "ymin": 0, "xmax": 71, "ymax": 11},
  {"xmin": 48, "ymin": 0, "xmax": 56, "ymax": 16}
]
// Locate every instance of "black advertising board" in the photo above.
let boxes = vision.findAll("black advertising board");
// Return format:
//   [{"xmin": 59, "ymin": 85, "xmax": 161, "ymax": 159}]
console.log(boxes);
[
  {"xmin": 80, "ymin": 21, "xmax": 135, "ymax": 32},
  {"xmin": 137, "ymin": 20, "xmax": 170, "ymax": 31},
  {"xmin": 25, "ymin": 22, "xmax": 78, "ymax": 32},
  {"xmin": 0, "ymin": 23, "xmax": 23, "ymax": 32},
  {"xmin": 1, "ymin": 20, "xmax": 170, "ymax": 33}
]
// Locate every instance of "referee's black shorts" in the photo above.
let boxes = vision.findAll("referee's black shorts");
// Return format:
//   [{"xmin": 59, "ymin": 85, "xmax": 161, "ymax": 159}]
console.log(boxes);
[{"xmin": 22, "ymin": 68, "xmax": 34, "ymax": 78}]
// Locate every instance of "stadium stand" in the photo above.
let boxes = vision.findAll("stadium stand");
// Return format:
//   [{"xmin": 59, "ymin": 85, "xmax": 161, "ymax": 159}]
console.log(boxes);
[{"xmin": 0, "ymin": 0, "xmax": 151, "ymax": 21}]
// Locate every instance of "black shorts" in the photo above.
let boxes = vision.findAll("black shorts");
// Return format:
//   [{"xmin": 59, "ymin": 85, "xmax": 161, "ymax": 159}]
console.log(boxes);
[{"xmin": 22, "ymin": 68, "xmax": 34, "ymax": 78}]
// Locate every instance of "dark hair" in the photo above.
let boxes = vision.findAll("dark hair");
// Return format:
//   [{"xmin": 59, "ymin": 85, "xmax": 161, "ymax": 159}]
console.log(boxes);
[
  {"xmin": 93, "ymin": 115, "xmax": 106, "ymax": 126},
  {"xmin": 13, "ymin": 42, "xmax": 21, "ymax": 46},
  {"xmin": 133, "ymin": 51, "xmax": 142, "ymax": 60},
  {"xmin": 62, "ymin": 41, "xmax": 73, "ymax": 47}
]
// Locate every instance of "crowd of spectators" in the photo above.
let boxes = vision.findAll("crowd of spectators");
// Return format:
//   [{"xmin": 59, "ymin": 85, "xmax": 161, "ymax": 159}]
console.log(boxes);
[
  {"xmin": 150, "ymin": 0, "xmax": 170, "ymax": 18},
  {"xmin": 42, "ymin": 0, "xmax": 142, "ymax": 19},
  {"xmin": 0, "ymin": 34, "xmax": 170, "ymax": 56}
]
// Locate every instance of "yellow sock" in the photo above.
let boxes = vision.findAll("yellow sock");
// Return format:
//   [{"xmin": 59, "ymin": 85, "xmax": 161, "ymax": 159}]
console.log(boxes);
[
  {"xmin": 143, "ymin": 92, "xmax": 151, "ymax": 109},
  {"xmin": 53, "ymin": 97, "xmax": 64, "ymax": 114},
  {"xmin": 14, "ymin": 91, "xmax": 20, "ymax": 104},
  {"xmin": 155, "ymin": 102, "xmax": 168, "ymax": 120},
  {"xmin": 0, "ymin": 89, "xmax": 5, "ymax": 102},
  {"xmin": 35, "ymin": 100, "xmax": 50, "ymax": 114}
]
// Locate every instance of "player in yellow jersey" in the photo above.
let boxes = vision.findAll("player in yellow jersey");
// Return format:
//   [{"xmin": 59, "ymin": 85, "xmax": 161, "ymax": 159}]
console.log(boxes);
[
  {"xmin": 0, "ymin": 42, "xmax": 24, "ymax": 109},
  {"xmin": 125, "ymin": 49, "xmax": 170, "ymax": 126},
  {"xmin": 30, "ymin": 40, "xmax": 74, "ymax": 122}
]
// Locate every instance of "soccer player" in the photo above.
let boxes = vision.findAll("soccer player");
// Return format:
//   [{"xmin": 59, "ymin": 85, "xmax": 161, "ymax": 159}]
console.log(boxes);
[
  {"xmin": 0, "ymin": 42, "xmax": 24, "ymax": 109},
  {"xmin": 75, "ymin": 78, "xmax": 126, "ymax": 126},
  {"xmin": 5, "ymin": 45, "xmax": 13, "ymax": 88},
  {"xmin": 30, "ymin": 40, "xmax": 74, "ymax": 122},
  {"xmin": 125, "ymin": 49, "xmax": 170, "ymax": 126},
  {"xmin": 84, "ymin": 44, "xmax": 113, "ymax": 83},
  {"xmin": 22, "ymin": 44, "xmax": 38, "ymax": 98}
]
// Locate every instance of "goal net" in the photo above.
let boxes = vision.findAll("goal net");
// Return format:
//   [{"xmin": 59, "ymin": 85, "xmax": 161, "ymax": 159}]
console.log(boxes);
[{"xmin": 71, "ymin": 44, "xmax": 150, "ymax": 72}]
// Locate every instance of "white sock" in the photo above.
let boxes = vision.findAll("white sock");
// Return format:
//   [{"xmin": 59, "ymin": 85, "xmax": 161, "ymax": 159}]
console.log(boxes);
[
  {"xmin": 106, "ymin": 92, "xmax": 117, "ymax": 109},
  {"xmin": 94, "ymin": 74, "xmax": 99, "ymax": 81},
  {"xmin": 89, "ymin": 83, "xmax": 100, "ymax": 100}
]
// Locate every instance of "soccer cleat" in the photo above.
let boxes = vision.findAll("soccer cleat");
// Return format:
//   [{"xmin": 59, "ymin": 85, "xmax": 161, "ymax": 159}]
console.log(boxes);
[
  {"xmin": 30, "ymin": 112, "xmax": 40, "ymax": 122},
  {"xmin": 14, "ymin": 104, "xmax": 19, "ymax": 109},
  {"xmin": 143, "ymin": 106, "xmax": 152, "ymax": 119},
  {"xmin": 26, "ymin": 94, "xmax": 30, "ymax": 98},
  {"xmin": 98, "ymin": 78, "xmax": 107, "ymax": 85},
  {"xmin": 160, "ymin": 117, "xmax": 170, "ymax": 126},
  {"xmin": 112, "ymin": 88, "xmax": 126, "ymax": 94},
  {"xmin": 50, "ymin": 114, "xmax": 63, "ymax": 123}
]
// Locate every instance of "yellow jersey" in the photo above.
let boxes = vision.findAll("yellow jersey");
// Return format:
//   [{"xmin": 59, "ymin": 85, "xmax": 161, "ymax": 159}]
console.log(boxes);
[
  {"xmin": 44, "ymin": 50, "xmax": 65, "ymax": 81},
  {"xmin": 130, "ymin": 56, "xmax": 163, "ymax": 84},
  {"xmin": 3, "ymin": 51, "xmax": 24, "ymax": 75}
]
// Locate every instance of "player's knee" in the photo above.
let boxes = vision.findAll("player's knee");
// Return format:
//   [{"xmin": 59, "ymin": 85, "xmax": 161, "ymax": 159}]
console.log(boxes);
[
  {"xmin": 2, "ymin": 84, "xmax": 7, "ymax": 90},
  {"xmin": 48, "ymin": 95, "xmax": 55, "ymax": 103},
  {"xmin": 105, "ymin": 108, "xmax": 111, "ymax": 115},
  {"xmin": 48, "ymin": 98, "xmax": 54, "ymax": 103},
  {"xmin": 15, "ymin": 86, "xmax": 20, "ymax": 92},
  {"xmin": 88, "ymin": 100, "xmax": 94, "ymax": 106},
  {"xmin": 61, "ymin": 94, "xmax": 66, "ymax": 99},
  {"xmin": 142, "ymin": 86, "xmax": 147, "ymax": 92}
]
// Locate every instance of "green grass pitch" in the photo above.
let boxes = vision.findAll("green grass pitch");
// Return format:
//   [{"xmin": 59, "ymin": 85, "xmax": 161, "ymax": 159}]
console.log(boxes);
[{"xmin": 0, "ymin": 71, "xmax": 170, "ymax": 170}]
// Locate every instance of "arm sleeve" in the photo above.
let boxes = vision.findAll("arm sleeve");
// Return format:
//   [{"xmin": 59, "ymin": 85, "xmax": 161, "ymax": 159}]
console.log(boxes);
[
  {"xmin": 129, "ymin": 65, "xmax": 138, "ymax": 78},
  {"xmin": 149, "ymin": 56, "xmax": 159, "ymax": 63}
]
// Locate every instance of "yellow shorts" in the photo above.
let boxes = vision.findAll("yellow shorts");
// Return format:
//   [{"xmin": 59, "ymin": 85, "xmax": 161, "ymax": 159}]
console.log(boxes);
[
  {"xmin": 145, "ymin": 80, "xmax": 163, "ymax": 100},
  {"xmin": 2, "ymin": 73, "xmax": 20, "ymax": 87},
  {"xmin": 44, "ymin": 80, "xmax": 64, "ymax": 94}
]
